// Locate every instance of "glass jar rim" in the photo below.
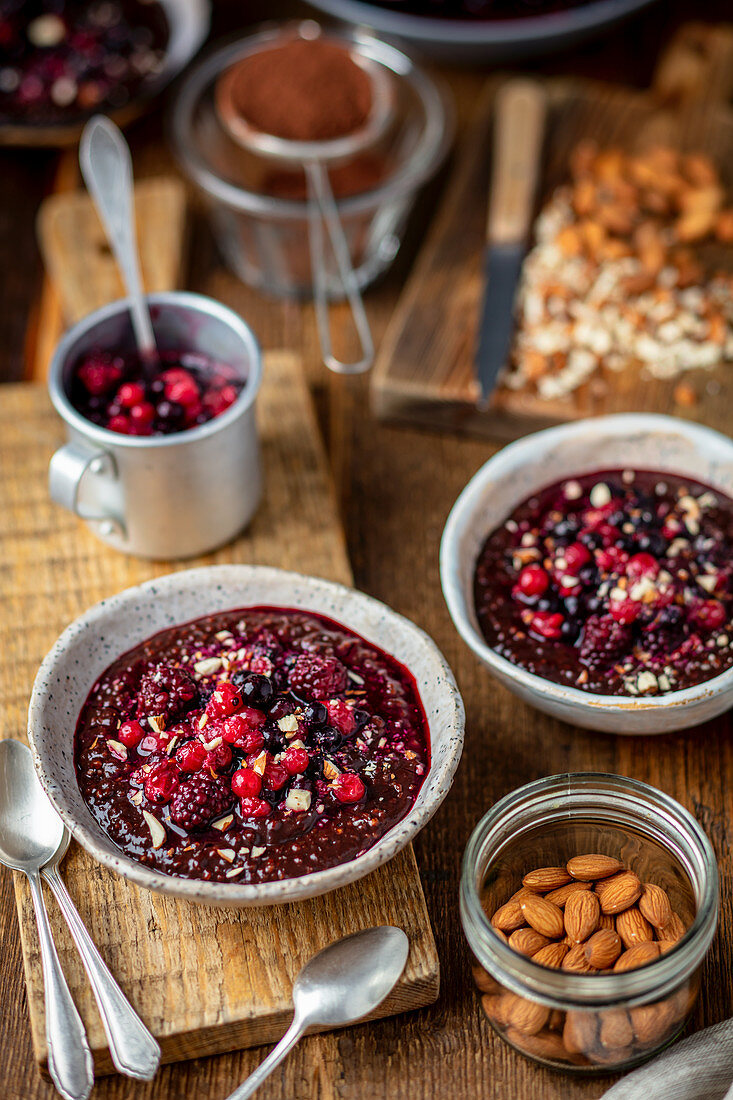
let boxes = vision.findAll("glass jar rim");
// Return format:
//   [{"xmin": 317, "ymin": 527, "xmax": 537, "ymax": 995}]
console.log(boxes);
[
  {"xmin": 460, "ymin": 772, "xmax": 719, "ymax": 1009},
  {"xmin": 169, "ymin": 23, "xmax": 454, "ymax": 219}
]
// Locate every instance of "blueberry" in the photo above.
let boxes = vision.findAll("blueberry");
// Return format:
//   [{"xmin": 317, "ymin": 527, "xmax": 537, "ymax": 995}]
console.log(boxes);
[
  {"xmin": 269, "ymin": 694, "xmax": 296, "ymax": 721},
  {"xmin": 312, "ymin": 726, "xmax": 341, "ymax": 751},
  {"xmin": 231, "ymin": 672, "xmax": 273, "ymax": 711},
  {"xmin": 304, "ymin": 701, "xmax": 328, "ymax": 727}
]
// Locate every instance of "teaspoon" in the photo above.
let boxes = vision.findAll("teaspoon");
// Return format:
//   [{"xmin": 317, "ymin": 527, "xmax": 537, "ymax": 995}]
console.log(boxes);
[
  {"xmin": 225, "ymin": 925, "xmax": 409, "ymax": 1100},
  {"xmin": 0, "ymin": 740, "xmax": 161, "ymax": 1088}
]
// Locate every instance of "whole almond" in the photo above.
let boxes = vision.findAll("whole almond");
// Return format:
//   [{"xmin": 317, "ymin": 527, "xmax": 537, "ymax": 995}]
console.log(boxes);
[
  {"xmin": 563, "ymin": 1010, "xmax": 598, "ymax": 1055},
  {"xmin": 502, "ymin": 992, "xmax": 550, "ymax": 1035},
  {"xmin": 562, "ymin": 943, "xmax": 597, "ymax": 973},
  {"xmin": 492, "ymin": 927, "xmax": 508, "ymax": 944},
  {"xmin": 613, "ymin": 941, "xmax": 660, "ymax": 972},
  {"xmin": 520, "ymin": 894, "xmax": 565, "ymax": 939},
  {"xmin": 598, "ymin": 913, "xmax": 616, "ymax": 932},
  {"xmin": 639, "ymin": 884, "xmax": 673, "ymax": 930},
  {"xmin": 482, "ymin": 993, "xmax": 509, "ymax": 1026},
  {"xmin": 508, "ymin": 886, "xmax": 535, "ymax": 904},
  {"xmin": 545, "ymin": 880, "xmax": 593, "ymax": 907},
  {"xmin": 492, "ymin": 900, "xmax": 525, "ymax": 933},
  {"xmin": 596, "ymin": 871, "xmax": 642, "ymax": 914},
  {"xmin": 505, "ymin": 1027, "xmax": 569, "ymax": 1062},
  {"xmin": 584, "ymin": 928, "xmax": 622, "ymax": 969},
  {"xmin": 508, "ymin": 928, "xmax": 550, "ymax": 957},
  {"xmin": 472, "ymin": 964, "xmax": 501, "ymax": 995},
  {"xmin": 564, "ymin": 890, "xmax": 600, "ymax": 943},
  {"xmin": 616, "ymin": 907, "xmax": 654, "ymax": 949},
  {"xmin": 532, "ymin": 942, "xmax": 569, "ymax": 970},
  {"xmin": 657, "ymin": 911, "xmax": 687, "ymax": 944},
  {"xmin": 599, "ymin": 1009, "xmax": 633, "ymax": 1050},
  {"xmin": 522, "ymin": 866, "xmax": 572, "ymax": 893},
  {"xmin": 567, "ymin": 854, "xmax": 625, "ymax": 881},
  {"xmin": 630, "ymin": 999, "xmax": 677, "ymax": 1046}
]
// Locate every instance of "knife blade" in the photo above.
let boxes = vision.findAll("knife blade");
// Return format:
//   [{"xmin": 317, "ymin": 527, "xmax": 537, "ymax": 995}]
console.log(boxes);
[{"xmin": 476, "ymin": 79, "xmax": 548, "ymax": 408}]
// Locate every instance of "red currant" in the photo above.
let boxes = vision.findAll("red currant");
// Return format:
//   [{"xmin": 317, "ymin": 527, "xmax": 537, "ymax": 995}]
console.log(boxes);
[
  {"xmin": 332, "ymin": 773, "xmax": 365, "ymax": 804},
  {"xmin": 263, "ymin": 762, "xmax": 289, "ymax": 791},
  {"xmin": 143, "ymin": 760, "xmax": 180, "ymax": 805},
  {"xmin": 626, "ymin": 552, "xmax": 660, "ymax": 582},
  {"xmin": 691, "ymin": 599, "xmax": 726, "ymax": 632},
  {"xmin": 609, "ymin": 599, "xmax": 641, "ymax": 624},
  {"xmin": 283, "ymin": 747, "xmax": 309, "ymax": 775},
  {"xmin": 239, "ymin": 796, "xmax": 270, "ymax": 819},
  {"xmin": 204, "ymin": 741, "xmax": 233, "ymax": 771},
  {"xmin": 221, "ymin": 710, "xmax": 266, "ymax": 752},
  {"xmin": 529, "ymin": 611, "xmax": 564, "ymax": 640},
  {"xmin": 231, "ymin": 768, "xmax": 262, "ymax": 798},
  {"xmin": 563, "ymin": 542, "xmax": 591, "ymax": 572},
  {"xmin": 118, "ymin": 719, "xmax": 145, "ymax": 749},
  {"xmin": 117, "ymin": 381, "xmax": 146, "ymax": 407},
  {"xmin": 515, "ymin": 564, "xmax": 549, "ymax": 598},
  {"xmin": 107, "ymin": 414, "xmax": 130, "ymax": 434},
  {"xmin": 176, "ymin": 740, "xmax": 207, "ymax": 773},
  {"xmin": 206, "ymin": 681, "xmax": 243, "ymax": 719}
]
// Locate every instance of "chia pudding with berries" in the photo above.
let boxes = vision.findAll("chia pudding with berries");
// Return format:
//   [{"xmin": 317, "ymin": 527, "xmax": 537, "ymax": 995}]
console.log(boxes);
[
  {"xmin": 473, "ymin": 470, "xmax": 733, "ymax": 697},
  {"xmin": 0, "ymin": 0, "xmax": 168, "ymax": 126},
  {"xmin": 74, "ymin": 607, "xmax": 430, "ymax": 883},
  {"xmin": 69, "ymin": 347, "xmax": 244, "ymax": 435}
]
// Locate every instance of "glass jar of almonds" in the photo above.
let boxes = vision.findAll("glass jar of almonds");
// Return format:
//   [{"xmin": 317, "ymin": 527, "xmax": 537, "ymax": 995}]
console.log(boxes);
[{"xmin": 460, "ymin": 774, "xmax": 718, "ymax": 1073}]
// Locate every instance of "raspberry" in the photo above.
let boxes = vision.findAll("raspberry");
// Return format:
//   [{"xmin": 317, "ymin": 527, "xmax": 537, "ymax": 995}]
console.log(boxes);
[
  {"xmin": 176, "ymin": 740, "xmax": 207, "ymax": 773},
  {"xmin": 108, "ymin": 414, "xmax": 131, "ymax": 434},
  {"xmin": 326, "ymin": 698, "xmax": 356, "ymax": 735},
  {"xmin": 283, "ymin": 747, "xmax": 309, "ymax": 775},
  {"xmin": 231, "ymin": 768, "xmax": 262, "ymax": 798},
  {"xmin": 514, "ymin": 564, "xmax": 549, "ymax": 599},
  {"xmin": 609, "ymin": 598, "xmax": 641, "ymax": 624},
  {"xmin": 239, "ymin": 796, "xmax": 270, "ymax": 819},
  {"xmin": 529, "ymin": 611, "xmax": 564, "ymax": 640},
  {"xmin": 137, "ymin": 664, "xmax": 198, "ymax": 723},
  {"xmin": 596, "ymin": 546, "xmax": 629, "ymax": 573},
  {"xmin": 169, "ymin": 773, "xmax": 233, "ymax": 831},
  {"xmin": 206, "ymin": 681, "xmax": 243, "ymax": 719},
  {"xmin": 578, "ymin": 614, "xmax": 632, "ymax": 669},
  {"xmin": 78, "ymin": 356, "xmax": 122, "ymax": 395},
  {"xmin": 118, "ymin": 719, "xmax": 145, "ymax": 749},
  {"xmin": 332, "ymin": 773, "xmax": 365, "ymax": 804},
  {"xmin": 143, "ymin": 759, "xmax": 180, "ymax": 805},
  {"xmin": 288, "ymin": 654, "xmax": 348, "ymax": 701},
  {"xmin": 563, "ymin": 542, "xmax": 591, "ymax": 572},
  {"xmin": 626, "ymin": 552, "xmax": 660, "ymax": 582}
]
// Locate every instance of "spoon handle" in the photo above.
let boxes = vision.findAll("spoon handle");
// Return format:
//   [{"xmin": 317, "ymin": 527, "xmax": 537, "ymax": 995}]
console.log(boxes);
[
  {"xmin": 26, "ymin": 871, "xmax": 94, "ymax": 1100},
  {"xmin": 79, "ymin": 115, "xmax": 156, "ymax": 357},
  {"xmin": 42, "ymin": 865, "xmax": 161, "ymax": 1081},
  {"xmin": 225, "ymin": 1015, "xmax": 306, "ymax": 1100}
]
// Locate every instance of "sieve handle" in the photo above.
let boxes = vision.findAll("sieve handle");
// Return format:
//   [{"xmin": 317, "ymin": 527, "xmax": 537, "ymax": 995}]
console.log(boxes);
[{"xmin": 305, "ymin": 161, "xmax": 374, "ymax": 375}]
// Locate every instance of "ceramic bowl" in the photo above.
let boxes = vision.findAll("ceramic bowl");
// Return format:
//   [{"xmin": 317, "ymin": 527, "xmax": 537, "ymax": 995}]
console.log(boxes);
[
  {"xmin": 28, "ymin": 565, "xmax": 465, "ymax": 906},
  {"xmin": 440, "ymin": 413, "xmax": 733, "ymax": 735}
]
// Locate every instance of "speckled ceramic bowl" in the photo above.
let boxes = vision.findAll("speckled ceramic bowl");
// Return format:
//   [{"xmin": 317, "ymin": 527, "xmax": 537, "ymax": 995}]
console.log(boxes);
[
  {"xmin": 28, "ymin": 565, "xmax": 464, "ymax": 906},
  {"xmin": 440, "ymin": 414, "xmax": 733, "ymax": 735}
]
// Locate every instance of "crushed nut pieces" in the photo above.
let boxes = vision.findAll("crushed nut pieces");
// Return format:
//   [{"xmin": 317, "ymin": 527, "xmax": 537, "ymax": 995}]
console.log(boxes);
[
  {"xmin": 477, "ymin": 852, "xmax": 694, "ymax": 1068},
  {"xmin": 503, "ymin": 143, "xmax": 733, "ymax": 400}
]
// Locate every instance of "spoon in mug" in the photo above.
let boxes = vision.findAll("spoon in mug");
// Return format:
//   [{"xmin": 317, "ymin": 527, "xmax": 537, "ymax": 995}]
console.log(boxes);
[
  {"xmin": 0, "ymin": 740, "xmax": 161, "ymax": 1091},
  {"xmin": 79, "ymin": 114, "xmax": 158, "ymax": 363},
  {"xmin": 225, "ymin": 925, "xmax": 409, "ymax": 1100}
]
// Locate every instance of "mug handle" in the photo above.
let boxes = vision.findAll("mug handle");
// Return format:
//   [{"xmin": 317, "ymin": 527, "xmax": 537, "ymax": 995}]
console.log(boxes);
[{"xmin": 49, "ymin": 440, "xmax": 126, "ymax": 537}]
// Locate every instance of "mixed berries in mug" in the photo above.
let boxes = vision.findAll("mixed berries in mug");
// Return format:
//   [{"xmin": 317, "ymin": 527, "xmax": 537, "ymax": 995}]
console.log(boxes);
[
  {"xmin": 474, "ymin": 470, "xmax": 733, "ymax": 696},
  {"xmin": 74, "ymin": 607, "xmax": 430, "ymax": 883},
  {"xmin": 69, "ymin": 347, "xmax": 244, "ymax": 435}
]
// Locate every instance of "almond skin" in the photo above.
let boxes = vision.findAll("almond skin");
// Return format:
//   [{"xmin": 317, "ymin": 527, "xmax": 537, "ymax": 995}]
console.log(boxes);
[
  {"xmin": 630, "ymin": 999, "xmax": 678, "ymax": 1046},
  {"xmin": 522, "ymin": 866, "xmax": 572, "ymax": 893},
  {"xmin": 596, "ymin": 871, "xmax": 642, "ymax": 914},
  {"xmin": 545, "ymin": 880, "xmax": 593, "ymax": 908},
  {"xmin": 613, "ymin": 941, "xmax": 660, "ymax": 972},
  {"xmin": 598, "ymin": 913, "xmax": 616, "ymax": 932},
  {"xmin": 531, "ymin": 942, "xmax": 569, "ymax": 970},
  {"xmin": 472, "ymin": 964, "xmax": 501, "ymax": 995},
  {"xmin": 508, "ymin": 928, "xmax": 550, "ymax": 957},
  {"xmin": 564, "ymin": 890, "xmax": 600, "ymax": 943},
  {"xmin": 562, "ymin": 943, "xmax": 597, "ymax": 973},
  {"xmin": 492, "ymin": 900, "xmax": 525, "ymax": 933},
  {"xmin": 639, "ymin": 883, "xmax": 673, "ymax": 930},
  {"xmin": 520, "ymin": 894, "xmax": 565, "ymax": 939},
  {"xmin": 482, "ymin": 993, "xmax": 509, "ymax": 1026},
  {"xmin": 505, "ymin": 1027, "xmax": 569, "ymax": 1062},
  {"xmin": 502, "ymin": 993, "xmax": 550, "ymax": 1035},
  {"xmin": 616, "ymin": 907, "xmax": 654, "ymax": 949},
  {"xmin": 584, "ymin": 928, "xmax": 622, "ymax": 969},
  {"xmin": 563, "ymin": 1011, "xmax": 598, "ymax": 1055},
  {"xmin": 657, "ymin": 912, "xmax": 687, "ymax": 944},
  {"xmin": 599, "ymin": 1009, "xmax": 633, "ymax": 1050},
  {"xmin": 567, "ymin": 854, "xmax": 625, "ymax": 881}
]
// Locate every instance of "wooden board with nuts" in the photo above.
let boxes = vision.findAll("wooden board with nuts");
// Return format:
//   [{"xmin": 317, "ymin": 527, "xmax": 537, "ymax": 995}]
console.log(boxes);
[{"xmin": 478, "ymin": 852, "xmax": 695, "ymax": 1070}]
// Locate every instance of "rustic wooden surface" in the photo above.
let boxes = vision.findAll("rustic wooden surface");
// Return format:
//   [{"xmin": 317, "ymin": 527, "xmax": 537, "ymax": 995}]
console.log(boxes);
[
  {"xmin": 1, "ymin": 1, "xmax": 732, "ymax": 1098},
  {"xmin": 371, "ymin": 23, "xmax": 733, "ymax": 438},
  {"xmin": 1, "ymin": 358, "xmax": 439, "ymax": 1073}
]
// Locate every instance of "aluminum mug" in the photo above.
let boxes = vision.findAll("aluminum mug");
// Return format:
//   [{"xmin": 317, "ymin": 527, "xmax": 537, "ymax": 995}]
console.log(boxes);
[{"xmin": 48, "ymin": 291, "xmax": 263, "ymax": 560}]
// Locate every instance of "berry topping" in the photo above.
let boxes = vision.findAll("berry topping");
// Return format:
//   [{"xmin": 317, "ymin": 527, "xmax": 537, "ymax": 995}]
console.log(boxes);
[
  {"xmin": 169, "ymin": 773, "xmax": 233, "ymax": 831},
  {"xmin": 578, "ymin": 614, "xmax": 632, "ymax": 670},
  {"xmin": 231, "ymin": 768, "xmax": 262, "ymax": 798},
  {"xmin": 143, "ymin": 760, "xmax": 180, "ymax": 805},
  {"xmin": 332, "ymin": 773, "xmax": 366, "ymax": 804},
  {"xmin": 514, "ymin": 564, "xmax": 549, "ymax": 599},
  {"xmin": 206, "ymin": 681, "xmax": 243, "ymax": 719},
  {"xmin": 175, "ymin": 739, "xmax": 207, "ymax": 773},
  {"xmin": 136, "ymin": 664, "xmax": 198, "ymax": 724},
  {"xmin": 117, "ymin": 719, "xmax": 145, "ymax": 749},
  {"xmin": 283, "ymin": 747, "xmax": 309, "ymax": 775},
  {"xmin": 230, "ymin": 672, "xmax": 274, "ymax": 710},
  {"xmin": 239, "ymin": 796, "xmax": 271, "ymax": 819},
  {"xmin": 288, "ymin": 654, "xmax": 349, "ymax": 700}
]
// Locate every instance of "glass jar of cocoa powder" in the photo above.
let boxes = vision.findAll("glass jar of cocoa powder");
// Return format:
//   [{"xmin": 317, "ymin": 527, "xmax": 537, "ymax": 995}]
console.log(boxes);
[
  {"xmin": 170, "ymin": 23, "xmax": 452, "ymax": 298},
  {"xmin": 460, "ymin": 774, "xmax": 718, "ymax": 1074}
]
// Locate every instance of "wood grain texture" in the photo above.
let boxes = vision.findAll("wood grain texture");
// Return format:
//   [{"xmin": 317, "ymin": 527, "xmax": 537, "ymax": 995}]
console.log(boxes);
[
  {"xmin": 0, "ymin": 362, "xmax": 438, "ymax": 1075},
  {"xmin": 371, "ymin": 26, "xmax": 733, "ymax": 439}
]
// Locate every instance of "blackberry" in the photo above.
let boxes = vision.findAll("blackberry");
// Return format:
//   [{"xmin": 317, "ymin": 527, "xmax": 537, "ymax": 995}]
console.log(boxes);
[
  {"xmin": 169, "ymin": 774, "xmax": 233, "ymax": 832},
  {"xmin": 136, "ymin": 664, "xmax": 198, "ymax": 723},
  {"xmin": 288, "ymin": 654, "xmax": 349, "ymax": 700},
  {"xmin": 578, "ymin": 614, "xmax": 632, "ymax": 670}
]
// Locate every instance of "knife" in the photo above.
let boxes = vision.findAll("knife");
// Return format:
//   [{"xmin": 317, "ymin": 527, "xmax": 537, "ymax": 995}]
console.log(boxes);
[{"xmin": 476, "ymin": 79, "xmax": 548, "ymax": 408}]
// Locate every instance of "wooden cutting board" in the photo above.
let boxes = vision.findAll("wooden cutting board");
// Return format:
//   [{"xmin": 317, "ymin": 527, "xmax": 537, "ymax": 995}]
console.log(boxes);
[
  {"xmin": 371, "ymin": 22, "xmax": 733, "ymax": 440},
  {"xmin": 3, "ymin": 186, "xmax": 440, "ymax": 1077}
]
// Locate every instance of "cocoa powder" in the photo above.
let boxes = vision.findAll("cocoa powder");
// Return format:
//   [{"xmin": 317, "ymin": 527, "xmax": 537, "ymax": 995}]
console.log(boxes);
[{"xmin": 225, "ymin": 38, "xmax": 373, "ymax": 143}]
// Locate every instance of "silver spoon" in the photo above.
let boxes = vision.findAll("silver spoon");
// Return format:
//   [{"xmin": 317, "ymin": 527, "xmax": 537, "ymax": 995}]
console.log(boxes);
[
  {"xmin": 0, "ymin": 740, "xmax": 161, "ymax": 1086},
  {"xmin": 79, "ymin": 115, "xmax": 157, "ymax": 361},
  {"xmin": 0, "ymin": 739, "xmax": 93, "ymax": 1100},
  {"xmin": 225, "ymin": 925, "xmax": 409, "ymax": 1100}
]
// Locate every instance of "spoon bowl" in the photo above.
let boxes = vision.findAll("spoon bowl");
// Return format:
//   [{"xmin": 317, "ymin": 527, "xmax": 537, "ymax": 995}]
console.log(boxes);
[{"xmin": 0, "ymin": 739, "xmax": 65, "ymax": 871}]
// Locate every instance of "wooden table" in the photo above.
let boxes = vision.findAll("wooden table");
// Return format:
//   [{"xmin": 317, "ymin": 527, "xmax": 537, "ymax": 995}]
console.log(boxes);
[{"xmin": 1, "ymin": 2, "xmax": 732, "ymax": 1098}]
